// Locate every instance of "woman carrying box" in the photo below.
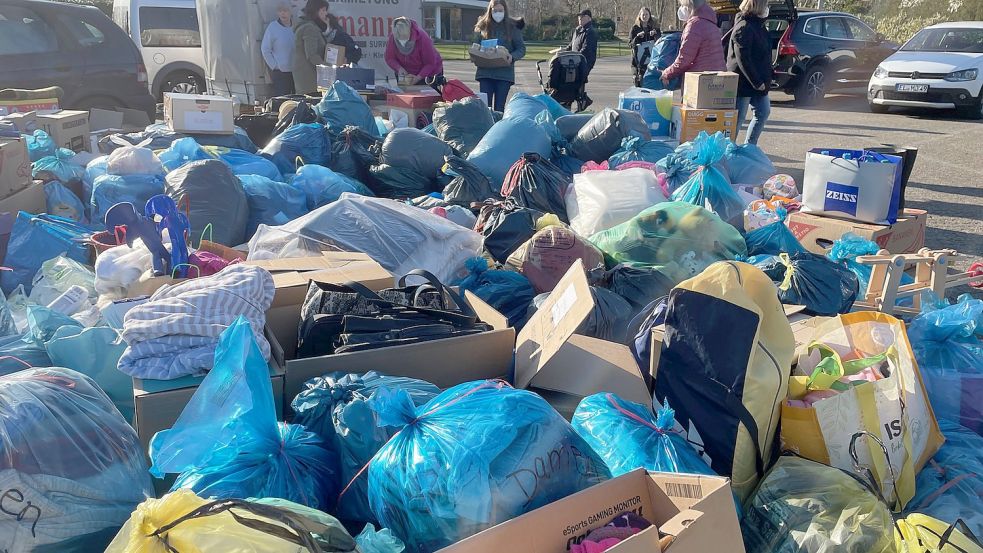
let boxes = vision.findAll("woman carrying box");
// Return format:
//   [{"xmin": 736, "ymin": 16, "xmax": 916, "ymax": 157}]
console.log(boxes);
[{"xmin": 472, "ymin": 0, "xmax": 526, "ymax": 112}]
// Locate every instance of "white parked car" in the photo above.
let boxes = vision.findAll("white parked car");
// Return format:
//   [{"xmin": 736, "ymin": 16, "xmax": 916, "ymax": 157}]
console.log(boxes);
[{"xmin": 868, "ymin": 21, "xmax": 983, "ymax": 119}]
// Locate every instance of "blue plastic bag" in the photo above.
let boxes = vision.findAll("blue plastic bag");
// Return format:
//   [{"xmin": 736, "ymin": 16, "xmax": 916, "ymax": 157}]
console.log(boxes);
[
  {"xmin": 671, "ymin": 132, "xmax": 744, "ymax": 226},
  {"xmin": 641, "ymin": 33, "xmax": 682, "ymax": 90},
  {"xmin": 1, "ymin": 213, "xmax": 91, "ymax": 295},
  {"xmin": 368, "ymin": 380, "xmax": 611, "ymax": 552},
  {"xmin": 572, "ymin": 393, "xmax": 714, "ymax": 477},
  {"xmin": 25, "ymin": 129, "xmax": 56, "ymax": 161},
  {"xmin": 158, "ymin": 137, "xmax": 213, "ymax": 172},
  {"xmin": 44, "ymin": 181, "xmax": 87, "ymax": 222},
  {"xmin": 45, "ymin": 325, "xmax": 132, "ymax": 421},
  {"xmin": 754, "ymin": 252, "xmax": 859, "ymax": 315},
  {"xmin": 239, "ymin": 174, "xmax": 309, "ymax": 236},
  {"xmin": 726, "ymin": 142, "xmax": 776, "ymax": 185},
  {"xmin": 502, "ymin": 92, "xmax": 549, "ymax": 121},
  {"xmin": 609, "ymin": 135, "xmax": 675, "ymax": 168},
  {"xmin": 0, "ymin": 333, "xmax": 51, "ymax": 376},
  {"xmin": 317, "ymin": 81, "xmax": 379, "ymax": 136},
  {"xmin": 82, "ymin": 155, "xmax": 108, "ymax": 206},
  {"xmin": 744, "ymin": 209, "xmax": 807, "ymax": 256},
  {"xmin": 455, "ymin": 257, "xmax": 535, "ymax": 327},
  {"xmin": 210, "ymin": 146, "xmax": 283, "ymax": 181},
  {"xmin": 908, "ymin": 420, "xmax": 983, "ymax": 537},
  {"xmin": 24, "ymin": 304, "xmax": 82, "ymax": 346},
  {"xmin": 468, "ymin": 118, "xmax": 552, "ymax": 188},
  {"xmin": 260, "ymin": 122, "xmax": 332, "ymax": 175},
  {"xmin": 292, "ymin": 163, "xmax": 373, "ymax": 210},
  {"xmin": 907, "ymin": 296, "xmax": 983, "ymax": 435},
  {"xmin": 533, "ymin": 93, "xmax": 572, "ymax": 119},
  {"xmin": 826, "ymin": 233, "xmax": 915, "ymax": 300},
  {"xmin": 656, "ymin": 151, "xmax": 698, "ymax": 193},
  {"xmin": 551, "ymin": 153, "xmax": 584, "ymax": 176},
  {"xmin": 90, "ymin": 173, "xmax": 166, "ymax": 225},
  {"xmin": 291, "ymin": 371, "xmax": 440, "ymax": 524},
  {"xmin": 150, "ymin": 317, "xmax": 336, "ymax": 509},
  {"xmin": 32, "ymin": 148, "xmax": 85, "ymax": 183}
]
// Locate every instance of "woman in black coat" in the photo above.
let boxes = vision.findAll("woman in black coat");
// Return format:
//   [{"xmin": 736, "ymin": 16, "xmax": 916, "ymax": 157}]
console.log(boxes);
[
  {"xmin": 325, "ymin": 13, "xmax": 362, "ymax": 65},
  {"xmin": 727, "ymin": 0, "xmax": 772, "ymax": 144},
  {"xmin": 629, "ymin": 7, "xmax": 661, "ymax": 73}
]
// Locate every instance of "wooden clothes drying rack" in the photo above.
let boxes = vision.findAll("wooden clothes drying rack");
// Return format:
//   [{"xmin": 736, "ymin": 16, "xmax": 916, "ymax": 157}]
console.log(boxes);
[{"xmin": 853, "ymin": 248, "xmax": 979, "ymax": 317}]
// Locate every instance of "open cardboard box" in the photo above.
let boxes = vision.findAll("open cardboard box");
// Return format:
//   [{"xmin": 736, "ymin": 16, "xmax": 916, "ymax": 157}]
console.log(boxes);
[
  {"xmin": 125, "ymin": 241, "xmax": 246, "ymax": 297},
  {"xmin": 439, "ymin": 469, "xmax": 744, "ymax": 553}
]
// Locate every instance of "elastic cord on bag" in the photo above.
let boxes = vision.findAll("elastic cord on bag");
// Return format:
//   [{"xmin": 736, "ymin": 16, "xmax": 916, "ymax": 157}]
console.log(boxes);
[
  {"xmin": 0, "ymin": 356, "xmax": 33, "ymax": 369},
  {"xmin": 778, "ymin": 253, "xmax": 795, "ymax": 292}
]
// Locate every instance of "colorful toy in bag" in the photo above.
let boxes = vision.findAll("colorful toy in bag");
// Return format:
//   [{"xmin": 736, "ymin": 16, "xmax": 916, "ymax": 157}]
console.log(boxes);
[
  {"xmin": 802, "ymin": 148, "xmax": 903, "ymax": 225},
  {"xmin": 618, "ymin": 87, "xmax": 673, "ymax": 136},
  {"xmin": 43, "ymin": 181, "xmax": 87, "ymax": 222},
  {"xmin": 670, "ymin": 131, "xmax": 744, "ymax": 227},
  {"xmin": 367, "ymin": 380, "xmax": 611, "ymax": 553},
  {"xmin": 291, "ymin": 371, "xmax": 441, "ymax": 525},
  {"xmin": 763, "ymin": 173, "xmax": 798, "ymax": 199},
  {"xmin": 145, "ymin": 194, "xmax": 191, "ymax": 278},
  {"xmin": 782, "ymin": 312, "xmax": 946, "ymax": 510},
  {"xmin": 744, "ymin": 208, "xmax": 807, "ymax": 256},
  {"xmin": 1, "ymin": 213, "xmax": 91, "ymax": 295},
  {"xmin": 589, "ymin": 202, "xmax": 747, "ymax": 286},
  {"xmin": 507, "ymin": 224, "xmax": 606, "ymax": 294},
  {"xmin": 607, "ymin": 135, "xmax": 675, "ymax": 168},
  {"xmin": 907, "ymin": 296, "xmax": 983, "ymax": 435},
  {"xmin": 0, "ymin": 367, "xmax": 153, "ymax": 552},
  {"xmin": 456, "ymin": 257, "xmax": 535, "ymax": 327},
  {"xmin": 32, "ymin": 148, "xmax": 85, "ymax": 184},
  {"xmin": 754, "ymin": 252, "xmax": 858, "ymax": 315},
  {"xmin": 573, "ymin": 393, "xmax": 714, "ymax": 477},
  {"xmin": 150, "ymin": 317, "xmax": 337, "ymax": 510},
  {"xmin": 725, "ymin": 142, "xmax": 776, "ymax": 186}
]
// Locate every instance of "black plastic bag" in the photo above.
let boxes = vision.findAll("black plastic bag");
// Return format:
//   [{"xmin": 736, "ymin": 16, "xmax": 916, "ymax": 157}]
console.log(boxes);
[
  {"xmin": 165, "ymin": 159, "xmax": 249, "ymax": 246},
  {"xmin": 380, "ymin": 128, "xmax": 453, "ymax": 180},
  {"xmin": 433, "ymin": 97, "xmax": 496, "ymax": 157},
  {"xmin": 500, "ymin": 153, "xmax": 570, "ymax": 222},
  {"xmin": 367, "ymin": 163, "xmax": 436, "ymax": 199},
  {"xmin": 555, "ymin": 113, "xmax": 594, "ymax": 142},
  {"xmin": 234, "ymin": 113, "xmax": 278, "ymax": 150},
  {"xmin": 273, "ymin": 101, "xmax": 320, "ymax": 138},
  {"xmin": 441, "ymin": 155, "xmax": 498, "ymax": 206},
  {"xmin": 329, "ymin": 125, "xmax": 381, "ymax": 182},
  {"xmin": 473, "ymin": 199, "xmax": 545, "ymax": 263},
  {"xmin": 569, "ymin": 109, "xmax": 651, "ymax": 163},
  {"xmin": 754, "ymin": 252, "xmax": 860, "ymax": 316},
  {"xmin": 597, "ymin": 263, "xmax": 675, "ymax": 312}
]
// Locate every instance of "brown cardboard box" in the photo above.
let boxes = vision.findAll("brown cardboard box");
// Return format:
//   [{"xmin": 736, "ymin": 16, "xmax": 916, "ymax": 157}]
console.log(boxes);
[
  {"xmin": 37, "ymin": 110, "xmax": 90, "ymax": 152},
  {"xmin": 683, "ymin": 71, "xmax": 739, "ymax": 109},
  {"xmin": 387, "ymin": 105, "xmax": 435, "ymax": 129},
  {"xmin": 324, "ymin": 44, "xmax": 347, "ymax": 66},
  {"xmin": 787, "ymin": 208, "xmax": 927, "ymax": 255},
  {"xmin": 439, "ymin": 469, "xmax": 744, "ymax": 553},
  {"xmin": 0, "ymin": 138, "xmax": 31, "ymax": 199},
  {"xmin": 0, "ymin": 180, "xmax": 44, "ymax": 215},
  {"xmin": 1, "ymin": 111, "xmax": 38, "ymax": 133},
  {"xmin": 163, "ymin": 93, "xmax": 235, "ymax": 135},
  {"xmin": 671, "ymin": 105, "xmax": 738, "ymax": 143}
]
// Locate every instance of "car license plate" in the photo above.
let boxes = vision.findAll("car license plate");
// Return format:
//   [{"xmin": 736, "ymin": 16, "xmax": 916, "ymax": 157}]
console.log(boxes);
[{"xmin": 897, "ymin": 84, "xmax": 929, "ymax": 93}]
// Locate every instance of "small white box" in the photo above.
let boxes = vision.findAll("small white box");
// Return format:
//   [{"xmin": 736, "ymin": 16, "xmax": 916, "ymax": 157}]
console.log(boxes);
[{"xmin": 163, "ymin": 93, "xmax": 235, "ymax": 135}]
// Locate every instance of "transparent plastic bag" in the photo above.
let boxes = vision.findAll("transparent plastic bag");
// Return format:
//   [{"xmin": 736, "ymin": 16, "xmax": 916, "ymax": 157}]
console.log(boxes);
[
  {"xmin": 368, "ymin": 380, "xmax": 611, "ymax": 553},
  {"xmin": 1, "ymin": 213, "xmax": 92, "ymax": 295},
  {"xmin": 32, "ymin": 148, "xmax": 85, "ymax": 184},
  {"xmin": 45, "ymin": 325, "xmax": 131, "ymax": 420},
  {"xmin": 291, "ymin": 371, "xmax": 440, "ymax": 525},
  {"xmin": 670, "ymin": 131, "xmax": 744, "ymax": 227},
  {"xmin": 565, "ymin": 167, "xmax": 666, "ymax": 236},
  {"xmin": 29, "ymin": 255, "xmax": 97, "ymax": 307},
  {"xmin": 455, "ymin": 257, "xmax": 535, "ymax": 327},
  {"xmin": 572, "ymin": 393, "xmax": 713, "ymax": 477},
  {"xmin": 0, "ymin": 332, "xmax": 51, "ymax": 375},
  {"xmin": 106, "ymin": 137, "xmax": 164, "ymax": 176},
  {"xmin": 158, "ymin": 136, "xmax": 214, "ymax": 172},
  {"xmin": 150, "ymin": 317, "xmax": 336, "ymax": 509}
]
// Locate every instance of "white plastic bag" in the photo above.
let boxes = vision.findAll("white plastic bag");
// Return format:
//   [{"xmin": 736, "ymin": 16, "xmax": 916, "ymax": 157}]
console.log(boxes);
[
  {"xmin": 106, "ymin": 137, "xmax": 164, "ymax": 176},
  {"xmin": 28, "ymin": 256, "xmax": 98, "ymax": 307},
  {"xmin": 94, "ymin": 241, "xmax": 155, "ymax": 296},
  {"xmin": 565, "ymin": 168, "xmax": 667, "ymax": 236}
]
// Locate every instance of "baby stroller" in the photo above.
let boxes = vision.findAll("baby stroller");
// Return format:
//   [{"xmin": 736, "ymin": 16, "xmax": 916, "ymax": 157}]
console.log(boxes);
[
  {"xmin": 632, "ymin": 40, "xmax": 656, "ymax": 87},
  {"xmin": 536, "ymin": 50, "xmax": 590, "ymax": 112}
]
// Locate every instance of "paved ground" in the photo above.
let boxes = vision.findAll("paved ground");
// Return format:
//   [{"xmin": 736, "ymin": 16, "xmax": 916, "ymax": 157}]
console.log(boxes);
[{"xmin": 446, "ymin": 56, "xmax": 983, "ymax": 283}]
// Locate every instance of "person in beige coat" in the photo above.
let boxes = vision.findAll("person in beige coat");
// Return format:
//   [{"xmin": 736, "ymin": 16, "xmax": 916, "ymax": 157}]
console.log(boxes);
[{"xmin": 292, "ymin": 0, "xmax": 330, "ymax": 94}]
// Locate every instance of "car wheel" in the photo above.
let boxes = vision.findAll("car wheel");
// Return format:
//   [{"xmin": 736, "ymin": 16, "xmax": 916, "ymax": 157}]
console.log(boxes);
[
  {"xmin": 869, "ymin": 102, "xmax": 889, "ymax": 114},
  {"xmin": 794, "ymin": 66, "xmax": 826, "ymax": 106},
  {"xmin": 159, "ymin": 71, "xmax": 205, "ymax": 100},
  {"xmin": 956, "ymin": 91, "xmax": 983, "ymax": 120}
]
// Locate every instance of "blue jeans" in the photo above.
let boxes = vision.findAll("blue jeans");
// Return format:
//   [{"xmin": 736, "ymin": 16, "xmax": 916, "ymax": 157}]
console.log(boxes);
[
  {"xmin": 736, "ymin": 95, "xmax": 771, "ymax": 145},
  {"xmin": 478, "ymin": 78, "xmax": 512, "ymax": 112}
]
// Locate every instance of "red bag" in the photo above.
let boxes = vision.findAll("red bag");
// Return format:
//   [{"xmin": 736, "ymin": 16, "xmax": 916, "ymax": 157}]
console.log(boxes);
[{"xmin": 442, "ymin": 79, "xmax": 476, "ymax": 102}]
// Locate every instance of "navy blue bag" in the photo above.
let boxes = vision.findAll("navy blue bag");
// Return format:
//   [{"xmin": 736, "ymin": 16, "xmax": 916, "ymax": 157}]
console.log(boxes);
[{"xmin": 1, "ymin": 213, "xmax": 91, "ymax": 295}]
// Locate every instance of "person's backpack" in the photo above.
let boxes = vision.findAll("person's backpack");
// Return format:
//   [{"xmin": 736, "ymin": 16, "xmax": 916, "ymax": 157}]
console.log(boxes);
[{"xmin": 653, "ymin": 260, "xmax": 795, "ymax": 503}]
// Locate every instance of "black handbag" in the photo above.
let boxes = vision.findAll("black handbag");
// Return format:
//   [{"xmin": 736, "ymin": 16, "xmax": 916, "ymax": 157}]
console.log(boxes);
[{"xmin": 296, "ymin": 270, "xmax": 491, "ymax": 358}]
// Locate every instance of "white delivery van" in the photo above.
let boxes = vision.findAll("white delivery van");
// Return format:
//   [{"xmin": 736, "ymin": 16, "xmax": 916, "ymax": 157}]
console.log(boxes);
[{"xmin": 113, "ymin": 0, "xmax": 206, "ymax": 100}]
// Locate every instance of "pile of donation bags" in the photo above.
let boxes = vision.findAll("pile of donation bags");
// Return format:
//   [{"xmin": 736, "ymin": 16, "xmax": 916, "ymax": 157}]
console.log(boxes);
[{"xmin": 1, "ymin": 79, "xmax": 981, "ymax": 553}]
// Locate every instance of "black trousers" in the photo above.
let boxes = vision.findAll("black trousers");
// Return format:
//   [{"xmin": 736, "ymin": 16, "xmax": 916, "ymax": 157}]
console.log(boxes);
[{"xmin": 271, "ymin": 69, "xmax": 295, "ymax": 97}]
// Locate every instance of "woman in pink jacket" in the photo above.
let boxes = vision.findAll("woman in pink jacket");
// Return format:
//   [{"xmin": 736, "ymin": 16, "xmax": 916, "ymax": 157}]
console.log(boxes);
[
  {"xmin": 661, "ymin": 0, "xmax": 726, "ymax": 86},
  {"xmin": 385, "ymin": 18, "xmax": 444, "ymax": 85}
]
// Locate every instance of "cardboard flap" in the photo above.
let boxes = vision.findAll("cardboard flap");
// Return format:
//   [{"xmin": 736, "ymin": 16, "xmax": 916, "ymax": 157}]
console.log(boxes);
[
  {"xmin": 465, "ymin": 290, "xmax": 509, "ymax": 331},
  {"xmin": 660, "ymin": 509, "xmax": 704, "ymax": 538},
  {"xmin": 531, "ymin": 334, "xmax": 651, "ymax": 405},
  {"xmin": 514, "ymin": 260, "xmax": 594, "ymax": 389},
  {"xmin": 246, "ymin": 252, "xmax": 375, "ymax": 272}
]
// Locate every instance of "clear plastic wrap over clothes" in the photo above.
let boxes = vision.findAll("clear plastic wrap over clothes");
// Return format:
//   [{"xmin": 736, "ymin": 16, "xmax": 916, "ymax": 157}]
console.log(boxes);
[
  {"xmin": 247, "ymin": 194, "xmax": 483, "ymax": 283},
  {"xmin": 565, "ymin": 167, "xmax": 666, "ymax": 237},
  {"xmin": 0, "ymin": 367, "xmax": 153, "ymax": 552},
  {"xmin": 367, "ymin": 380, "xmax": 612, "ymax": 553}
]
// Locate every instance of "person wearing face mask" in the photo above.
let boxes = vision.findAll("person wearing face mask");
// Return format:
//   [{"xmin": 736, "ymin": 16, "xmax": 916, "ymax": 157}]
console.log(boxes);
[
  {"xmin": 262, "ymin": 4, "xmax": 296, "ymax": 96},
  {"xmin": 660, "ymin": 0, "xmax": 725, "ymax": 88},
  {"xmin": 292, "ymin": 0, "xmax": 331, "ymax": 94},
  {"xmin": 472, "ymin": 0, "xmax": 526, "ymax": 111},
  {"xmin": 385, "ymin": 17, "xmax": 444, "ymax": 86},
  {"xmin": 727, "ymin": 0, "xmax": 773, "ymax": 145},
  {"xmin": 629, "ymin": 8, "xmax": 661, "ymax": 85}
]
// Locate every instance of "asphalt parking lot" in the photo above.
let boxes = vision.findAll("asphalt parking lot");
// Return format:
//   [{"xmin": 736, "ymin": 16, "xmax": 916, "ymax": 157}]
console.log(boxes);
[{"xmin": 445, "ymin": 56, "xmax": 983, "ymax": 278}]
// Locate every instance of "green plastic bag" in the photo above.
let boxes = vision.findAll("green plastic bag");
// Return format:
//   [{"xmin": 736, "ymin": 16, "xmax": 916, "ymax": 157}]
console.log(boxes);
[{"xmin": 588, "ymin": 201, "xmax": 746, "ymax": 286}]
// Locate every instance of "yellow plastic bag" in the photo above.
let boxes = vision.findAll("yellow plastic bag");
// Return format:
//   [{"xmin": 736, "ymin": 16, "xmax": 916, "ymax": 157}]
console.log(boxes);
[{"xmin": 895, "ymin": 514, "xmax": 983, "ymax": 553}]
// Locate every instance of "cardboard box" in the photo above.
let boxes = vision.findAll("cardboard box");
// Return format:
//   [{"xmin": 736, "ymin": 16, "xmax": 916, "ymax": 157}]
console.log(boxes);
[
  {"xmin": 387, "ymin": 105, "xmax": 435, "ymax": 129},
  {"xmin": 0, "ymin": 138, "xmax": 31, "ymax": 199},
  {"xmin": 324, "ymin": 44, "xmax": 347, "ymax": 66},
  {"xmin": 337, "ymin": 67, "xmax": 375, "ymax": 91},
  {"xmin": 469, "ymin": 43, "xmax": 512, "ymax": 68},
  {"xmin": 671, "ymin": 105, "xmax": 737, "ymax": 143},
  {"xmin": 439, "ymin": 469, "xmax": 744, "ymax": 553},
  {"xmin": 37, "ymin": 110, "xmax": 90, "ymax": 152},
  {"xmin": 1, "ymin": 111, "xmax": 38, "ymax": 133},
  {"xmin": 163, "ymin": 93, "xmax": 235, "ymax": 135},
  {"xmin": 133, "ymin": 328, "xmax": 285, "ymax": 464},
  {"xmin": 683, "ymin": 71, "xmax": 739, "ymax": 109},
  {"xmin": 786, "ymin": 208, "xmax": 927, "ymax": 255},
  {"xmin": 0, "ymin": 98, "xmax": 59, "ymax": 116},
  {"xmin": 126, "ymin": 241, "xmax": 247, "ymax": 297},
  {"xmin": 387, "ymin": 91, "xmax": 441, "ymax": 109}
]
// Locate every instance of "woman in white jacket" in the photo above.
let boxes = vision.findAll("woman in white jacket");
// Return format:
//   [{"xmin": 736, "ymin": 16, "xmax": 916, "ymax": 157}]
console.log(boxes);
[{"xmin": 261, "ymin": 4, "xmax": 296, "ymax": 96}]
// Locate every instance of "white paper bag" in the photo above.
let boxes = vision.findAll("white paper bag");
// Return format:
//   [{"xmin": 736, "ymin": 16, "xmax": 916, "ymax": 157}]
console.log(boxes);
[{"xmin": 802, "ymin": 149, "xmax": 902, "ymax": 224}]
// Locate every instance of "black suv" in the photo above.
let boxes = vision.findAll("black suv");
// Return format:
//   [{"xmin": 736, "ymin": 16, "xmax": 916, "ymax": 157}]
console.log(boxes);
[
  {"xmin": 770, "ymin": 9, "xmax": 897, "ymax": 105},
  {"xmin": 0, "ymin": 0, "xmax": 157, "ymax": 119}
]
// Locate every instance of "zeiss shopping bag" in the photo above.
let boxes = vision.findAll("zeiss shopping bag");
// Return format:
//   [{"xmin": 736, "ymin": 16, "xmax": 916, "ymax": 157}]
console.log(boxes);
[
  {"xmin": 802, "ymin": 149, "xmax": 903, "ymax": 224},
  {"xmin": 780, "ymin": 312, "xmax": 944, "ymax": 510}
]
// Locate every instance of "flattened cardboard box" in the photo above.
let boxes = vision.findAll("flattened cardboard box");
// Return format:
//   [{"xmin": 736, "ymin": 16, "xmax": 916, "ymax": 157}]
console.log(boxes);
[
  {"xmin": 787, "ymin": 208, "xmax": 927, "ymax": 255},
  {"xmin": 439, "ymin": 469, "xmax": 744, "ymax": 553}
]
